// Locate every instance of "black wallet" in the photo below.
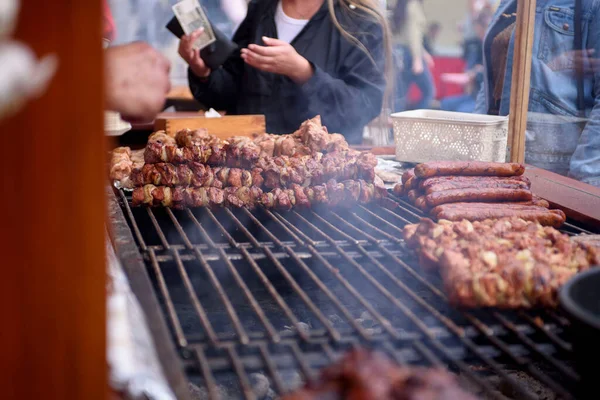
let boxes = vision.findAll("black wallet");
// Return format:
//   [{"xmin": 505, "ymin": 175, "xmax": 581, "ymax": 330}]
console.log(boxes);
[{"xmin": 166, "ymin": 16, "xmax": 237, "ymax": 71}]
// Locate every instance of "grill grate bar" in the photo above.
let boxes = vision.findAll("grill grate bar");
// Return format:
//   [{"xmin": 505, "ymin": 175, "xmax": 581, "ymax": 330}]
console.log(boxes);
[
  {"xmin": 218, "ymin": 247, "xmax": 281, "ymax": 343},
  {"xmin": 193, "ymin": 345, "xmax": 220, "ymax": 399},
  {"xmin": 493, "ymin": 312, "xmax": 578, "ymax": 380},
  {"xmin": 261, "ymin": 246, "xmax": 342, "ymax": 341},
  {"xmin": 517, "ymin": 311, "xmax": 572, "ymax": 352},
  {"xmin": 293, "ymin": 211, "xmax": 444, "ymax": 337},
  {"xmin": 288, "ymin": 341, "xmax": 315, "ymax": 383},
  {"xmin": 119, "ymin": 189, "xmax": 148, "ymax": 251},
  {"xmin": 306, "ymin": 245, "xmax": 402, "ymax": 339},
  {"xmin": 148, "ymin": 249, "xmax": 188, "ymax": 347},
  {"xmin": 146, "ymin": 208, "xmax": 171, "ymax": 250},
  {"xmin": 227, "ymin": 346, "xmax": 256, "ymax": 400},
  {"xmin": 172, "ymin": 248, "xmax": 220, "ymax": 345},
  {"xmin": 356, "ymin": 205, "xmax": 406, "ymax": 238},
  {"xmin": 185, "ymin": 209, "xmax": 217, "ymax": 248},
  {"xmin": 258, "ymin": 343, "xmax": 287, "ymax": 395},
  {"xmin": 192, "ymin": 245, "xmax": 250, "ymax": 344},
  {"xmin": 166, "ymin": 209, "xmax": 195, "ymax": 249},
  {"xmin": 238, "ymin": 247, "xmax": 310, "ymax": 342},
  {"xmin": 284, "ymin": 246, "xmax": 374, "ymax": 340}
]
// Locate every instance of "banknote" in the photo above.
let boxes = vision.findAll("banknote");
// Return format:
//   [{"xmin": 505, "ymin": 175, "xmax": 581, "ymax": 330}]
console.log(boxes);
[{"xmin": 172, "ymin": 0, "xmax": 216, "ymax": 50}]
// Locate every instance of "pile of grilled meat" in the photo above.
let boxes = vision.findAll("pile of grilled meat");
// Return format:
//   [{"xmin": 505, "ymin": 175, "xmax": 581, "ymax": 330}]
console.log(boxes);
[
  {"xmin": 404, "ymin": 217, "xmax": 600, "ymax": 308},
  {"xmin": 393, "ymin": 161, "xmax": 566, "ymax": 227},
  {"xmin": 284, "ymin": 349, "xmax": 478, "ymax": 400},
  {"xmin": 110, "ymin": 116, "xmax": 391, "ymax": 210}
]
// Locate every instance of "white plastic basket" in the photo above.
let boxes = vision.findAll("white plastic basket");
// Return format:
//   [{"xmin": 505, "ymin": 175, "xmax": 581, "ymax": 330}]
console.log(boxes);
[{"xmin": 392, "ymin": 110, "xmax": 509, "ymax": 163}]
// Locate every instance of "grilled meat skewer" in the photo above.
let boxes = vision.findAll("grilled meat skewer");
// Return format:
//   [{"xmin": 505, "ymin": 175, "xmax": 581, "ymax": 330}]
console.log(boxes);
[
  {"xmin": 130, "ymin": 162, "xmax": 265, "ymax": 189},
  {"xmin": 132, "ymin": 179, "xmax": 389, "ymax": 210}
]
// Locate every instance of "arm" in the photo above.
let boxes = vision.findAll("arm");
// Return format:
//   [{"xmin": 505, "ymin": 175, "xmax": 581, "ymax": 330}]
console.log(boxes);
[
  {"xmin": 569, "ymin": 11, "xmax": 600, "ymax": 186},
  {"xmin": 187, "ymin": 2, "xmax": 256, "ymax": 112},
  {"xmin": 300, "ymin": 22, "xmax": 386, "ymax": 139},
  {"xmin": 406, "ymin": 2, "xmax": 425, "ymax": 62}
]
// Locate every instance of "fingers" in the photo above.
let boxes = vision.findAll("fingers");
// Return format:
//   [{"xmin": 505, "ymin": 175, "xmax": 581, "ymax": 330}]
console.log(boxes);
[
  {"xmin": 262, "ymin": 36, "xmax": 286, "ymax": 47},
  {"xmin": 246, "ymin": 44, "xmax": 277, "ymax": 56},
  {"xmin": 241, "ymin": 49, "xmax": 273, "ymax": 66}
]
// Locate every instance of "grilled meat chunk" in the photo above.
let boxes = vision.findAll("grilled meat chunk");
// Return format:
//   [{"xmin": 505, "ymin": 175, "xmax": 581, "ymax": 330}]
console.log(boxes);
[
  {"xmin": 403, "ymin": 218, "xmax": 600, "ymax": 308},
  {"xmin": 283, "ymin": 349, "xmax": 478, "ymax": 400}
]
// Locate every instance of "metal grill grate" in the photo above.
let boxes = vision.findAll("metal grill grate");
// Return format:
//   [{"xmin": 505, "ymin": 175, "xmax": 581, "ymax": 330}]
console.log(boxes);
[{"xmin": 117, "ymin": 189, "xmax": 595, "ymax": 400}]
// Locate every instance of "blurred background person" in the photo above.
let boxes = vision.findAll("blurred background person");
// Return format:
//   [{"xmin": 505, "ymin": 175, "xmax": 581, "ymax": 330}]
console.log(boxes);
[
  {"xmin": 438, "ymin": 9, "xmax": 490, "ymax": 113},
  {"xmin": 474, "ymin": 0, "xmax": 600, "ymax": 186},
  {"xmin": 391, "ymin": 0, "xmax": 435, "ymax": 111},
  {"xmin": 179, "ymin": 0, "xmax": 393, "ymax": 144},
  {"xmin": 423, "ymin": 21, "xmax": 441, "ymax": 56}
]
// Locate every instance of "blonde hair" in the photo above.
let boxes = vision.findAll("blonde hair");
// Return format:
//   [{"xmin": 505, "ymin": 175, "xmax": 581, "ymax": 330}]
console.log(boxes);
[{"xmin": 327, "ymin": 0, "xmax": 394, "ymax": 113}]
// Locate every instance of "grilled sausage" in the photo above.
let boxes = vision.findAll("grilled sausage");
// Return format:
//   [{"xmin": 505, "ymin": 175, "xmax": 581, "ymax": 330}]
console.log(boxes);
[
  {"xmin": 419, "ymin": 175, "xmax": 531, "ymax": 190},
  {"xmin": 430, "ymin": 202, "xmax": 548, "ymax": 217},
  {"xmin": 401, "ymin": 169, "xmax": 415, "ymax": 184},
  {"xmin": 425, "ymin": 188, "xmax": 532, "ymax": 207},
  {"xmin": 424, "ymin": 180, "xmax": 530, "ymax": 194},
  {"xmin": 404, "ymin": 176, "xmax": 420, "ymax": 191},
  {"xmin": 414, "ymin": 161, "xmax": 526, "ymax": 178},
  {"xmin": 432, "ymin": 205, "xmax": 566, "ymax": 227}
]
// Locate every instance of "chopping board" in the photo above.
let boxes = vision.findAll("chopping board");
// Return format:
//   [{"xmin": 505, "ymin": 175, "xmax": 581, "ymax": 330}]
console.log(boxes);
[{"xmin": 154, "ymin": 114, "xmax": 266, "ymax": 139}]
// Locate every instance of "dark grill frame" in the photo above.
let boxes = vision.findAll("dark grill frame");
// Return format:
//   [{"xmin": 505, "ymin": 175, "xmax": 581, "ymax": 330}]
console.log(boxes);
[{"xmin": 109, "ymin": 187, "xmax": 596, "ymax": 400}]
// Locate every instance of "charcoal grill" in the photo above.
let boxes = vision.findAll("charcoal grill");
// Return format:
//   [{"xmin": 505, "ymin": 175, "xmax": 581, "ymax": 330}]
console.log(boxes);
[{"xmin": 108, "ymin": 187, "xmax": 598, "ymax": 400}]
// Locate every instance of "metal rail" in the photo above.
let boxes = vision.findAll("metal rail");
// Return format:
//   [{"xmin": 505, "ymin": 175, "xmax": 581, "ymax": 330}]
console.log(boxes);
[{"xmin": 118, "ymin": 189, "xmax": 583, "ymax": 399}]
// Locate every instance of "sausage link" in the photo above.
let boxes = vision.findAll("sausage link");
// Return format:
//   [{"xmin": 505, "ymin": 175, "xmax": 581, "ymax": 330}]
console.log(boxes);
[
  {"xmin": 401, "ymin": 169, "xmax": 415, "ymax": 184},
  {"xmin": 425, "ymin": 180, "xmax": 529, "ymax": 194},
  {"xmin": 434, "ymin": 206, "xmax": 566, "ymax": 228},
  {"xmin": 419, "ymin": 175, "xmax": 531, "ymax": 190},
  {"xmin": 425, "ymin": 188, "xmax": 532, "ymax": 208},
  {"xmin": 404, "ymin": 176, "xmax": 421, "ymax": 191},
  {"xmin": 414, "ymin": 161, "xmax": 526, "ymax": 178}
]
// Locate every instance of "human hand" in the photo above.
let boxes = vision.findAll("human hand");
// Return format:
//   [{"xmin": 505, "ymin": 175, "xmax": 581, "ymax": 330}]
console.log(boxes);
[
  {"xmin": 240, "ymin": 36, "xmax": 314, "ymax": 84},
  {"xmin": 105, "ymin": 42, "xmax": 171, "ymax": 122},
  {"xmin": 178, "ymin": 28, "xmax": 211, "ymax": 78},
  {"xmin": 412, "ymin": 58, "xmax": 424, "ymax": 75},
  {"xmin": 424, "ymin": 52, "xmax": 435, "ymax": 69}
]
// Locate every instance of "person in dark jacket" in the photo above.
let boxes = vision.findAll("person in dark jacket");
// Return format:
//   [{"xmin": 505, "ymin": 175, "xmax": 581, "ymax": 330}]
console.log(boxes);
[{"xmin": 178, "ymin": 0, "xmax": 392, "ymax": 144}]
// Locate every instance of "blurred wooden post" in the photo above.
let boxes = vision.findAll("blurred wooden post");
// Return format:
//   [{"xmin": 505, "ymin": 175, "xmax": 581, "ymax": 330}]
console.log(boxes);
[
  {"xmin": 0, "ymin": 0, "xmax": 106, "ymax": 399},
  {"xmin": 507, "ymin": 0, "xmax": 537, "ymax": 163}
]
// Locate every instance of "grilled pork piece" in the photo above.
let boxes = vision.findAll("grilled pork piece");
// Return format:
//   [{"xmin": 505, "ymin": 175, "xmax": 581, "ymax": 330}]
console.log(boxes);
[
  {"xmin": 132, "ymin": 179, "xmax": 390, "ymax": 210},
  {"xmin": 414, "ymin": 161, "xmax": 526, "ymax": 178},
  {"xmin": 109, "ymin": 147, "xmax": 132, "ymax": 181},
  {"xmin": 403, "ymin": 218, "xmax": 600, "ymax": 308},
  {"xmin": 283, "ymin": 349, "xmax": 478, "ymax": 400},
  {"xmin": 109, "ymin": 147, "xmax": 145, "ymax": 189}
]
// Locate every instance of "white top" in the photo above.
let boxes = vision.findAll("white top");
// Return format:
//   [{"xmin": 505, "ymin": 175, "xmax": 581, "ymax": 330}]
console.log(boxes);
[{"xmin": 275, "ymin": 1, "xmax": 309, "ymax": 44}]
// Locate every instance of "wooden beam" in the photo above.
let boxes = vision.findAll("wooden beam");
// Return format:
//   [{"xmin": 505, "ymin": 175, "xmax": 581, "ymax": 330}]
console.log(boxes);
[
  {"xmin": 0, "ymin": 0, "xmax": 106, "ymax": 399},
  {"xmin": 507, "ymin": 0, "xmax": 537, "ymax": 162}
]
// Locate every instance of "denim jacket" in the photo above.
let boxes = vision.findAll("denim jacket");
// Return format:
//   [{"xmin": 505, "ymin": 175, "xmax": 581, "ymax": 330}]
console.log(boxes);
[{"xmin": 475, "ymin": 0, "xmax": 600, "ymax": 186}]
